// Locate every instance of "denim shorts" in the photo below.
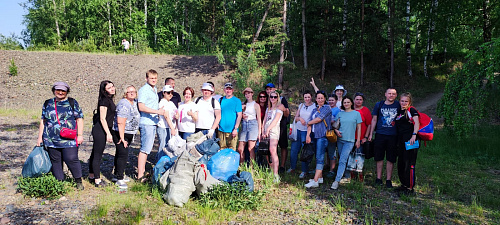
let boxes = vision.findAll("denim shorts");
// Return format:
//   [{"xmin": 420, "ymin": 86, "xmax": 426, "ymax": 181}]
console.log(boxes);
[
  {"xmin": 139, "ymin": 124, "xmax": 157, "ymax": 154},
  {"xmin": 239, "ymin": 119, "xmax": 259, "ymax": 142}
]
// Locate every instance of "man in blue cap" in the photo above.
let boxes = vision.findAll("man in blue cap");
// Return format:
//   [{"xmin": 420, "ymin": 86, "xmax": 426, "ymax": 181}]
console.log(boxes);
[{"xmin": 265, "ymin": 83, "xmax": 290, "ymax": 173}]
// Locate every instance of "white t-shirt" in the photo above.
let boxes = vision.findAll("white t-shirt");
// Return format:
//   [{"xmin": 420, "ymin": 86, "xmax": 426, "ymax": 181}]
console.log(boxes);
[
  {"xmin": 243, "ymin": 101, "xmax": 257, "ymax": 121},
  {"xmin": 195, "ymin": 97, "xmax": 221, "ymax": 129},
  {"xmin": 295, "ymin": 103, "xmax": 315, "ymax": 131},
  {"xmin": 177, "ymin": 101, "xmax": 199, "ymax": 132},
  {"xmin": 157, "ymin": 99, "xmax": 177, "ymax": 129}
]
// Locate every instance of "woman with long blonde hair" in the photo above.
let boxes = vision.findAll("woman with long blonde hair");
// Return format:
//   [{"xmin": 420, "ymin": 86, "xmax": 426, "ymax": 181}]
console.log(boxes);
[{"xmin": 262, "ymin": 91, "xmax": 283, "ymax": 182}]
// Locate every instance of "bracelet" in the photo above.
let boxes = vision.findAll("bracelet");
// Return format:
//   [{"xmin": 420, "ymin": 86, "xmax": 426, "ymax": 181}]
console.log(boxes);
[
  {"xmin": 364, "ymin": 136, "xmax": 368, "ymax": 139},
  {"xmin": 412, "ymin": 133, "xmax": 417, "ymax": 135}
]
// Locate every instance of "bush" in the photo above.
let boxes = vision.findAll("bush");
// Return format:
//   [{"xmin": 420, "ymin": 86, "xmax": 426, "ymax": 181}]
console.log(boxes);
[
  {"xmin": 9, "ymin": 58, "xmax": 18, "ymax": 76},
  {"xmin": 17, "ymin": 173, "xmax": 70, "ymax": 199},
  {"xmin": 198, "ymin": 182, "xmax": 265, "ymax": 211}
]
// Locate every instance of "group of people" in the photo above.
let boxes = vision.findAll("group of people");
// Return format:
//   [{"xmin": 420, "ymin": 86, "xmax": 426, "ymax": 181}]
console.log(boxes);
[{"xmin": 36, "ymin": 71, "xmax": 421, "ymax": 195}]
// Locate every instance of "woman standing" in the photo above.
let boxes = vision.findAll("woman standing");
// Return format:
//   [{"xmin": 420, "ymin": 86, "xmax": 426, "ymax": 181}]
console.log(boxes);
[
  {"xmin": 36, "ymin": 82, "xmax": 84, "ymax": 190},
  {"xmin": 257, "ymin": 91, "xmax": 268, "ymax": 123},
  {"xmin": 176, "ymin": 87, "xmax": 198, "ymax": 139},
  {"xmin": 395, "ymin": 93, "xmax": 420, "ymax": 196},
  {"xmin": 262, "ymin": 91, "xmax": 283, "ymax": 182},
  {"xmin": 333, "ymin": 85, "xmax": 348, "ymax": 108},
  {"xmin": 111, "ymin": 85, "xmax": 140, "ymax": 188},
  {"xmin": 330, "ymin": 97, "xmax": 362, "ymax": 190},
  {"xmin": 289, "ymin": 90, "xmax": 315, "ymax": 178},
  {"xmin": 304, "ymin": 91, "xmax": 332, "ymax": 188},
  {"xmin": 326, "ymin": 94, "xmax": 341, "ymax": 178},
  {"xmin": 157, "ymin": 85, "xmax": 177, "ymax": 161},
  {"xmin": 346, "ymin": 93, "xmax": 372, "ymax": 181},
  {"xmin": 237, "ymin": 87, "xmax": 261, "ymax": 163},
  {"xmin": 89, "ymin": 80, "xmax": 116, "ymax": 187}
]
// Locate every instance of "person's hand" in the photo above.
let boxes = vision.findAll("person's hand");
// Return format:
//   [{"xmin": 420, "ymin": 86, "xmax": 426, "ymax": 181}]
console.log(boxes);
[
  {"xmin": 118, "ymin": 138, "xmax": 128, "ymax": 148},
  {"xmin": 335, "ymin": 130, "xmax": 342, "ymax": 138},
  {"xmin": 36, "ymin": 137, "xmax": 43, "ymax": 146},
  {"xmin": 106, "ymin": 133, "xmax": 113, "ymax": 143},
  {"xmin": 231, "ymin": 129, "xmax": 238, "ymax": 137},
  {"xmin": 361, "ymin": 137, "xmax": 367, "ymax": 144},
  {"xmin": 409, "ymin": 135, "xmax": 416, "ymax": 145},
  {"xmin": 77, "ymin": 136, "xmax": 83, "ymax": 145},
  {"xmin": 157, "ymin": 107, "xmax": 165, "ymax": 115},
  {"xmin": 355, "ymin": 139, "xmax": 361, "ymax": 149},
  {"xmin": 306, "ymin": 136, "xmax": 311, "ymax": 144},
  {"xmin": 187, "ymin": 109, "xmax": 193, "ymax": 117},
  {"xmin": 310, "ymin": 77, "xmax": 316, "ymax": 86},
  {"xmin": 207, "ymin": 129, "xmax": 215, "ymax": 138},
  {"xmin": 172, "ymin": 128, "xmax": 178, "ymax": 136},
  {"xmin": 242, "ymin": 113, "xmax": 248, "ymax": 120},
  {"xmin": 299, "ymin": 118, "xmax": 306, "ymax": 126},
  {"xmin": 368, "ymin": 133, "xmax": 373, "ymax": 141}
]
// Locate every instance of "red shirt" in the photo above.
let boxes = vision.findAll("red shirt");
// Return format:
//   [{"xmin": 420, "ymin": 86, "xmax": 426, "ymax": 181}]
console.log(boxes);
[{"xmin": 356, "ymin": 106, "xmax": 372, "ymax": 140}]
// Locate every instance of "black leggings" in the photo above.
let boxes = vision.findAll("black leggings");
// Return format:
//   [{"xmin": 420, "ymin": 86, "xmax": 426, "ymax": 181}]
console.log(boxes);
[
  {"xmin": 112, "ymin": 130, "xmax": 133, "ymax": 180},
  {"xmin": 397, "ymin": 134, "xmax": 419, "ymax": 189},
  {"xmin": 89, "ymin": 123, "xmax": 109, "ymax": 179},
  {"xmin": 47, "ymin": 146, "xmax": 82, "ymax": 181}
]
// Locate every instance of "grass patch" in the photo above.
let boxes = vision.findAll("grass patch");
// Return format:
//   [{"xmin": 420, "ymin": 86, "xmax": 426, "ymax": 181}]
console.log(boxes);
[{"xmin": 17, "ymin": 173, "xmax": 72, "ymax": 199}]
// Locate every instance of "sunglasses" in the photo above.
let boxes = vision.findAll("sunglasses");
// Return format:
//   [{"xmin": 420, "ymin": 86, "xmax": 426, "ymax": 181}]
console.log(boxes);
[
  {"xmin": 316, "ymin": 90, "xmax": 326, "ymax": 95},
  {"xmin": 259, "ymin": 96, "xmax": 267, "ymax": 98},
  {"xmin": 163, "ymin": 91, "xmax": 173, "ymax": 94},
  {"xmin": 270, "ymin": 96, "xmax": 278, "ymax": 99}
]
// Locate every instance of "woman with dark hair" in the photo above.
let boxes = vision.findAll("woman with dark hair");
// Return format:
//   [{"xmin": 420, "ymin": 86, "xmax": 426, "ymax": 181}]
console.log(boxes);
[
  {"xmin": 304, "ymin": 91, "xmax": 332, "ymax": 188},
  {"xmin": 289, "ymin": 90, "xmax": 315, "ymax": 178},
  {"xmin": 36, "ymin": 82, "xmax": 84, "ymax": 190},
  {"xmin": 395, "ymin": 92, "xmax": 420, "ymax": 196},
  {"xmin": 257, "ymin": 91, "xmax": 268, "ymax": 123},
  {"xmin": 176, "ymin": 86, "xmax": 199, "ymax": 139},
  {"xmin": 330, "ymin": 96, "xmax": 362, "ymax": 190},
  {"xmin": 89, "ymin": 80, "xmax": 116, "ymax": 187}
]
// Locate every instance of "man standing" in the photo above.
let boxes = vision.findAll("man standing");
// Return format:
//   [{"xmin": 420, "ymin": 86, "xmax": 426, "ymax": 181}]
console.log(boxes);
[
  {"xmin": 368, "ymin": 88, "xmax": 400, "ymax": 188},
  {"xmin": 265, "ymin": 83, "xmax": 290, "ymax": 173},
  {"xmin": 195, "ymin": 83, "xmax": 221, "ymax": 139},
  {"xmin": 122, "ymin": 39, "xmax": 130, "ymax": 53},
  {"xmin": 218, "ymin": 82, "xmax": 242, "ymax": 150},
  {"xmin": 137, "ymin": 69, "xmax": 165, "ymax": 181},
  {"xmin": 158, "ymin": 77, "xmax": 181, "ymax": 107}
]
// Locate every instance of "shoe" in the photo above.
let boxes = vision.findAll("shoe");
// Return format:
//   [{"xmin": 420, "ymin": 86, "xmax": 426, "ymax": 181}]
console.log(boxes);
[
  {"xmin": 340, "ymin": 178, "xmax": 351, "ymax": 184},
  {"xmin": 116, "ymin": 180, "xmax": 128, "ymax": 189},
  {"xmin": 304, "ymin": 180, "xmax": 319, "ymax": 188},
  {"xmin": 326, "ymin": 171, "xmax": 335, "ymax": 178},
  {"xmin": 95, "ymin": 180, "xmax": 108, "ymax": 188},
  {"xmin": 394, "ymin": 185, "xmax": 408, "ymax": 192},
  {"xmin": 76, "ymin": 182, "xmax": 84, "ymax": 190},
  {"xmin": 279, "ymin": 167, "xmax": 286, "ymax": 174},
  {"xmin": 299, "ymin": 172, "xmax": 306, "ymax": 179},
  {"xmin": 286, "ymin": 168, "xmax": 294, "ymax": 174},
  {"xmin": 112, "ymin": 176, "xmax": 131, "ymax": 183},
  {"xmin": 375, "ymin": 178, "xmax": 383, "ymax": 186},
  {"xmin": 331, "ymin": 181, "xmax": 339, "ymax": 190},
  {"xmin": 309, "ymin": 178, "xmax": 323, "ymax": 184},
  {"xmin": 386, "ymin": 180, "xmax": 393, "ymax": 188},
  {"xmin": 88, "ymin": 177, "xmax": 95, "ymax": 184},
  {"xmin": 274, "ymin": 174, "xmax": 281, "ymax": 183}
]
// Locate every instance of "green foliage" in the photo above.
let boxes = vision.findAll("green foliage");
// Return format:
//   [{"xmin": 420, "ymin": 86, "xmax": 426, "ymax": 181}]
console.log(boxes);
[
  {"xmin": 437, "ymin": 38, "xmax": 500, "ymax": 137},
  {"xmin": 9, "ymin": 58, "xmax": 18, "ymax": 76},
  {"xmin": 198, "ymin": 182, "xmax": 265, "ymax": 211},
  {"xmin": 231, "ymin": 50, "xmax": 278, "ymax": 98},
  {"xmin": 17, "ymin": 173, "xmax": 70, "ymax": 199},
  {"xmin": 0, "ymin": 33, "xmax": 23, "ymax": 50}
]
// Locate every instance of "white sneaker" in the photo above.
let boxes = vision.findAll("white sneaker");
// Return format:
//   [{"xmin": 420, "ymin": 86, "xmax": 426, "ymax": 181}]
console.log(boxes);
[
  {"xmin": 286, "ymin": 168, "xmax": 294, "ymax": 173},
  {"xmin": 331, "ymin": 181, "xmax": 339, "ymax": 190},
  {"xmin": 299, "ymin": 172, "xmax": 306, "ymax": 179},
  {"xmin": 112, "ymin": 176, "xmax": 130, "ymax": 183},
  {"xmin": 274, "ymin": 175, "xmax": 281, "ymax": 183},
  {"xmin": 309, "ymin": 178, "xmax": 323, "ymax": 184},
  {"xmin": 304, "ymin": 180, "xmax": 319, "ymax": 188},
  {"xmin": 116, "ymin": 180, "xmax": 128, "ymax": 189},
  {"xmin": 340, "ymin": 178, "xmax": 351, "ymax": 184}
]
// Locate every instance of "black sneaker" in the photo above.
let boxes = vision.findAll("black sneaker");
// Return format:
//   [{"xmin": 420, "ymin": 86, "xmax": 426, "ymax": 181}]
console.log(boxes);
[
  {"xmin": 398, "ymin": 188, "xmax": 415, "ymax": 197},
  {"xmin": 88, "ymin": 177, "xmax": 95, "ymax": 184},
  {"xmin": 76, "ymin": 182, "xmax": 84, "ymax": 190},
  {"xmin": 95, "ymin": 180, "xmax": 108, "ymax": 188},
  {"xmin": 394, "ymin": 185, "xmax": 408, "ymax": 192},
  {"xmin": 386, "ymin": 180, "xmax": 393, "ymax": 188},
  {"xmin": 375, "ymin": 178, "xmax": 383, "ymax": 186}
]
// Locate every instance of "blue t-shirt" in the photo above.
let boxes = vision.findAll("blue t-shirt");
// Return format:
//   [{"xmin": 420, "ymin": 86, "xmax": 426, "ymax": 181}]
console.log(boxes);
[
  {"xmin": 138, "ymin": 83, "xmax": 159, "ymax": 125},
  {"xmin": 219, "ymin": 96, "xmax": 242, "ymax": 133},
  {"xmin": 331, "ymin": 107, "xmax": 341, "ymax": 120},
  {"xmin": 337, "ymin": 110, "xmax": 362, "ymax": 142},
  {"xmin": 41, "ymin": 98, "xmax": 84, "ymax": 148},
  {"xmin": 372, "ymin": 101, "xmax": 400, "ymax": 136}
]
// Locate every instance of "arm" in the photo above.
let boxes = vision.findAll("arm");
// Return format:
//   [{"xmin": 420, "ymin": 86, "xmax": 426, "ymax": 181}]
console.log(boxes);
[
  {"xmin": 409, "ymin": 116, "xmax": 420, "ymax": 145},
  {"xmin": 355, "ymin": 123, "xmax": 362, "ymax": 148},
  {"xmin": 368, "ymin": 115, "xmax": 377, "ymax": 141},
  {"xmin": 138, "ymin": 102, "xmax": 164, "ymax": 115},
  {"xmin": 306, "ymin": 124, "xmax": 312, "ymax": 143},
  {"xmin": 279, "ymin": 103, "xmax": 290, "ymax": 118},
  {"xmin": 76, "ymin": 118, "xmax": 83, "ymax": 145},
  {"xmin": 37, "ymin": 119, "xmax": 45, "ymax": 146},
  {"xmin": 255, "ymin": 103, "xmax": 262, "ymax": 141},
  {"xmin": 164, "ymin": 110, "xmax": 177, "ymax": 136},
  {"xmin": 307, "ymin": 117, "xmax": 322, "ymax": 125},
  {"xmin": 362, "ymin": 124, "xmax": 371, "ymax": 144},
  {"xmin": 232, "ymin": 112, "xmax": 243, "ymax": 137},
  {"xmin": 99, "ymin": 106, "xmax": 113, "ymax": 142},
  {"xmin": 310, "ymin": 77, "xmax": 319, "ymax": 92},
  {"xmin": 188, "ymin": 110, "xmax": 198, "ymax": 122},
  {"xmin": 211, "ymin": 109, "xmax": 221, "ymax": 130},
  {"xmin": 117, "ymin": 116, "xmax": 128, "ymax": 148}
]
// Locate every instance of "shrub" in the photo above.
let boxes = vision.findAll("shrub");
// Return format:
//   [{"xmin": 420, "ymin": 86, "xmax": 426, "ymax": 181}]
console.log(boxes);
[
  {"xmin": 17, "ymin": 173, "xmax": 70, "ymax": 199},
  {"xmin": 9, "ymin": 58, "xmax": 18, "ymax": 76},
  {"xmin": 198, "ymin": 182, "xmax": 265, "ymax": 211}
]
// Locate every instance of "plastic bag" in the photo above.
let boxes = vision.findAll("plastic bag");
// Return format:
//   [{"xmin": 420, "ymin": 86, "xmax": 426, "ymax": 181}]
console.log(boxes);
[
  {"xmin": 228, "ymin": 171, "xmax": 254, "ymax": 192},
  {"xmin": 22, "ymin": 145, "xmax": 52, "ymax": 178},
  {"xmin": 289, "ymin": 122, "xmax": 297, "ymax": 141},
  {"xmin": 152, "ymin": 155, "xmax": 175, "ymax": 185},
  {"xmin": 196, "ymin": 138, "xmax": 220, "ymax": 164},
  {"xmin": 194, "ymin": 164, "xmax": 221, "ymax": 195},
  {"xmin": 166, "ymin": 135, "xmax": 186, "ymax": 158},
  {"xmin": 164, "ymin": 151, "xmax": 197, "ymax": 207},
  {"xmin": 300, "ymin": 143, "xmax": 315, "ymax": 162},
  {"xmin": 207, "ymin": 148, "xmax": 239, "ymax": 182}
]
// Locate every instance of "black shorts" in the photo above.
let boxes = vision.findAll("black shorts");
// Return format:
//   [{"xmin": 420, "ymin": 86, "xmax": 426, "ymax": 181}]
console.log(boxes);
[
  {"xmin": 278, "ymin": 123, "xmax": 289, "ymax": 149},
  {"xmin": 373, "ymin": 134, "xmax": 398, "ymax": 163}
]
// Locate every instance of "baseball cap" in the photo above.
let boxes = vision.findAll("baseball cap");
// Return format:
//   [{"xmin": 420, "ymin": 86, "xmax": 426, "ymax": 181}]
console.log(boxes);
[
  {"xmin": 224, "ymin": 82, "xmax": 233, "ymax": 89},
  {"xmin": 265, "ymin": 83, "xmax": 276, "ymax": 88},
  {"xmin": 162, "ymin": 85, "xmax": 173, "ymax": 92}
]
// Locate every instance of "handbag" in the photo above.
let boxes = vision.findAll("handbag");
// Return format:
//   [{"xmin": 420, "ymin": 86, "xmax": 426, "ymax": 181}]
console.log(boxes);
[
  {"xmin": 326, "ymin": 129, "xmax": 337, "ymax": 143},
  {"xmin": 257, "ymin": 138, "xmax": 271, "ymax": 156},
  {"xmin": 55, "ymin": 99, "xmax": 78, "ymax": 140},
  {"xmin": 300, "ymin": 143, "xmax": 315, "ymax": 162},
  {"xmin": 289, "ymin": 104, "xmax": 303, "ymax": 141}
]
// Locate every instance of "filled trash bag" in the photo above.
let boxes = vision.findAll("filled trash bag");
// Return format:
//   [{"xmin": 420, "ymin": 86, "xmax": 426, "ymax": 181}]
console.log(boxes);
[
  {"xmin": 164, "ymin": 151, "xmax": 197, "ymax": 207},
  {"xmin": 152, "ymin": 155, "xmax": 176, "ymax": 185},
  {"xmin": 166, "ymin": 135, "xmax": 186, "ymax": 158},
  {"xmin": 228, "ymin": 171, "xmax": 254, "ymax": 192},
  {"xmin": 194, "ymin": 164, "xmax": 221, "ymax": 195},
  {"xmin": 196, "ymin": 138, "xmax": 220, "ymax": 164},
  {"xmin": 22, "ymin": 145, "xmax": 52, "ymax": 178},
  {"xmin": 207, "ymin": 148, "xmax": 239, "ymax": 182}
]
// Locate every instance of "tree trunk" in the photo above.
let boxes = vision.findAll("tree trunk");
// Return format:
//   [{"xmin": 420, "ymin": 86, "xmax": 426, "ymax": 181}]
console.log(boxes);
[
  {"xmin": 248, "ymin": 1, "xmax": 272, "ymax": 57},
  {"xmin": 482, "ymin": 0, "xmax": 491, "ymax": 43},
  {"xmin": 321, "ymin": 0, "xmax": 330, "ymax": 81},
  {"xmin": 341, "ymin": 0, "xmax": 348, "ymax": 70},
  {"xmin": 302, "ymin": 0, "xmax": 308, "ymax": 69},
  {"xmin": 144, "ymin": 0, "xmax": 147, "ymax": 27},
  {"xmin": 360, "ymin": 0, "xmax": 365, "ymax": 85},
  {"xmin": 388, "ymin": 0, "xmax": 394, "ymax": 87},
  {"xmin": 51, "ymin": 0, "xmax": 61, "ymax": 46},
  {"xmin": 406, "ymin": 0, "xmax": 412, "ymax": 77},
  {"xmin": 278, "ymin": 0, "xmax": 287, "ymax": 89},
  {"xmin": 424, "ymin": 0, "xmax": 437, "ymax": 78},
  {"xmin": 154, "ymin": 0, "xmax": 158, "ymax": 46},
  {"xmin": 107, "ymin": 1, "xmax": 112, "ymax": 45}
]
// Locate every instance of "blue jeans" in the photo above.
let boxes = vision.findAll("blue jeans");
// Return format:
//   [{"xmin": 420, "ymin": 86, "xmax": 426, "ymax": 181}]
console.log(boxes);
[
  {"xmin": 313, "ymin": 136, "xmax": 329, "ymax": 171},
  {"xmin": 139, "ymin": 124, "xmax": 157, "ymax": 154},
  {"xmin": 156, "ymin": 127, "xmax": 170, "ymax": 161},
  {"xmin": 290, "ymin": 130, "xmax": 310, "ymax": 172},
  {"xmin": 336, "ymin": 139, "xmax": 355, "ymax": 182},
  {"xmin": 179, "ymin": 132, "xmax": 193, "ymax": 140}
]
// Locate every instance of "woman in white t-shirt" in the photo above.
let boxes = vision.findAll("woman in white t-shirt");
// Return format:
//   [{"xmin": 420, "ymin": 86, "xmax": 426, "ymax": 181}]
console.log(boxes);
[
  {"xmin": 156, "ymin": 85, "xmax": 177, "ymax": 161},
  {"xmin": 237, "ymin": 87, "xmax": 261, "ymax": 164},
  {"xmin": 175, "ymin": 87, "xmax": 198, "ymax": 139},
  {"xmin": 262, "ymin": 91, "xmax": 283, "ymax": 182},
  {"xmin": 289, "ymin": 90, "xmax": 315, "ymax": 178}
]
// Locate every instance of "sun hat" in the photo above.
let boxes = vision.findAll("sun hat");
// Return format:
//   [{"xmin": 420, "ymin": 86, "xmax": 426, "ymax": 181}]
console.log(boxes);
[
  {"xmin": 243, "ymin": 87, "xmax": 254, "ymax": 94},
  {"xmin": 265, "ymin": 83, "xmax": 276, "ymax": 88},
  {"xmin": 53, "ymin": 81, "xmax": 70, "ymax": 92},
  {"xmin": 162, "ymin": 85, "xmax": 174, "ymax": 92},
  {"xmin": 224, "ymin": 82, "xmax": 233, "ymax": 89},
  {"xmin": 334, "ymin": 85, "xmax": 347, "ymax": 97},
  {"xmin": 201, "ymin": 83, "xmax": 214, "ymax": 92}
]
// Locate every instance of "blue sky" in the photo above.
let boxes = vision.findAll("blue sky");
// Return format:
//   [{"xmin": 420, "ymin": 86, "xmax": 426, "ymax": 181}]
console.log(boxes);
[{"xmin": 0, "ymin": 0, "xmax": 26, "ymax": 38}]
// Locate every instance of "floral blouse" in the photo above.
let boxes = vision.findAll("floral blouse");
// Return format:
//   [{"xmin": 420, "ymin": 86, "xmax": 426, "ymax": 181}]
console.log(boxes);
[{"xmin": 41, "ymin": 98, "xmax": 84, "ymax": 148}]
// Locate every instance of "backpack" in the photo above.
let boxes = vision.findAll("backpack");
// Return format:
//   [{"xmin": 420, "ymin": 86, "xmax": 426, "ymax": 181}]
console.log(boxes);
[
  {"xmin": 44, "ymin": 97, "xmax": 75, "ymax": 111},
  {"xmin": 407, "ymin": 106, "xmax": 434, "ymax": 145},
  {"xmin": 195, "ymin": 96, "xmax": 215, "ymax": 109}
]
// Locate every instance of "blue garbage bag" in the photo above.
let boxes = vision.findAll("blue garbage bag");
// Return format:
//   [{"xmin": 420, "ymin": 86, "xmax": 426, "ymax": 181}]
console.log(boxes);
[
  {"xmin": 22, "ymin": 145, "xmax": 52, "ymax": 178},
  {"xmin": 228, "ymin": 171, "xmax": 254, "ymax": 192},
  {"xmin": 196, "ymin": 138, "xmax": 220, "ymax": 164},
  {"xmin": 207, "ymin": 148, "xmax": 239, "ymax": 182},
  {"xmin": 153, "ymin": 155, "xmax": 176, "ymax": 184}
]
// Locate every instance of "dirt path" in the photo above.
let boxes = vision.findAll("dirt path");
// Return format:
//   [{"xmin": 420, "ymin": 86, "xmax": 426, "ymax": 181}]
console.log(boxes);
[{"xmin": 413, "ymin": 91, "xmax": 444, "ymax": 127}]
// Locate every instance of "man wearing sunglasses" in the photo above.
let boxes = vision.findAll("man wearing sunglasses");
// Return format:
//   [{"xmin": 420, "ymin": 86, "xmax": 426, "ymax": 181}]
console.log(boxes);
[{"xmin": 265, "ymin": 83, "xmax": 290, "ymax": 173}]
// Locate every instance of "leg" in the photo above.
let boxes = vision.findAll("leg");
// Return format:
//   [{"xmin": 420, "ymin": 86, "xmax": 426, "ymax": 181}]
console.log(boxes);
[
  {"xmin": 269, "ymin": 139, "xmax": 280, "ymax": 175},
  {"xmin": 61, "ymin": 146, "xmax": 82, "ymax": 179},
  {"xmin": 237, "ymin": 141, "xmax": 246, "ymax": 163},
  {"xmin": 228, "ymin": 134, "xmax": 238, "ymax": 151},
  {"xmin": 327, "ymin": 142, "xmax": 337, "ymax": 172},
  {"xmin": 137, "ymin": 152, "xmax": 148, "ymax": 179},
  {"xmin": 313, "ymin": 137, "xmax": 328, "ymax": 181},
  {"xmin": 335, "ymin": 140, "xmax": 355, "ymax": 182},
  {"xmin": 113, "ymin": 131, "xmax": 131, "ymax": 180},
  {"xmin": 373, "ymin": 134, "xmax": 388, "ymax": 180},
  {"xmin": 376, "ymin": 161, "xmax": 384, "ymax": 180},
  {"xmin": 278, "ymin": 123, "xmax": 289, "ymax": 170},
  {"xmin": 218, "ymin": 130, "xmax": 228, "ymax": 149},
  {"xmin": 90, "ymin": 126, "xmax": 106, "ymax": 180},
  {"xmin": 138, "ymin": 125, "xmax": 156, "ymax": 179},
  {"xmin": 156, "ymin": 127, "xmax": 167, "ymax": 162},
  {"xmin": 46, "ymin": 147, "xmax": 65, "ymax": 181},
  {"xmin": 247, "ymin": 140, "xmax": 257, "ymax": 162},
  {"xmin": 385, "ymin": 135, "xmax": 398, "ymax": 182}
]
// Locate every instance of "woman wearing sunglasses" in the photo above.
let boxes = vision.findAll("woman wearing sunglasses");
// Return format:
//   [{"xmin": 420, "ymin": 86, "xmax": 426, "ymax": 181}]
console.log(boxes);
[
  {"xmin": 156, "ymin": 85, "xmax": 178, "ymax": 161},
  {"xmin": 262, "ymin": 91, "xmax": 283, "ymax": 182}
]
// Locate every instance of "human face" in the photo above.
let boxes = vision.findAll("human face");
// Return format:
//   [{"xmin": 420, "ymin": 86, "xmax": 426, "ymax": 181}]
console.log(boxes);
[
  {"xmin": 54, "ymin": 89, "xmax": 68, "ymax": 100},
  {"xmin": 105, "ymin": 83, "xmax": 115, "ymax": 95},
  {"xmin": 244, "ymin": 91, "xmax": 253, "ymax": 100},
  {"xmin": 163, "ymin": 90, "xmax": 173, "ymax": 100},
  {"xmin": 146, "ymin": 74, "xmax": 158, "ymax": 87},
  {"xmin": 166, "ymin": 79, "xmax": 175, "ymax": 89},
  {"xmin": 335, "ymin": 90, "xmax": 344, "ymax": 98},
  {"xmin": 266, "ymin": 87, "xmax": 275, "ymax": 95},
  {"xmin": 354, "ymin": 96, "xmax": 364, "ymax": 108},
  {"xmin": 385, "ymin": 88, "xmax": 397, "ymax": 102},
  {"xmin": 224, "ymin": 87, "xmax": 233, "ymax": 97},
  {"xmin": 400, "ymin": 96, "xmax": 411, "ymax": 109},
  {"xmin": 259, "ymin": 94, "xmax": 267, "ymax": 103},
  {"xmin": 304, "ymin": 94, "xmax": 312, "ymax": 104},
  {"xmin": 126, "ymin": 87, "xmax": 137, "ymax": 100},
  {"xmin": 316, "ymin": 93, "xmax": 326, "ymax": 106},
  {"xmin": 184, "ymin": 89, "xmax": 193, "ymax": 102},
  {"xmin": 328, "ymin": 97, "xmax": 336, "ymax": 107},
  {"xmin": 343, "ymin": 98, "xmax": 353, "ymax": 110},
  {"xmin": 202, "ymin": 89, "xmax": 212, "ymax": 98},
  {"xmin": 269, "ymin": 93, "xmax": 279, "ymax": 105}
]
